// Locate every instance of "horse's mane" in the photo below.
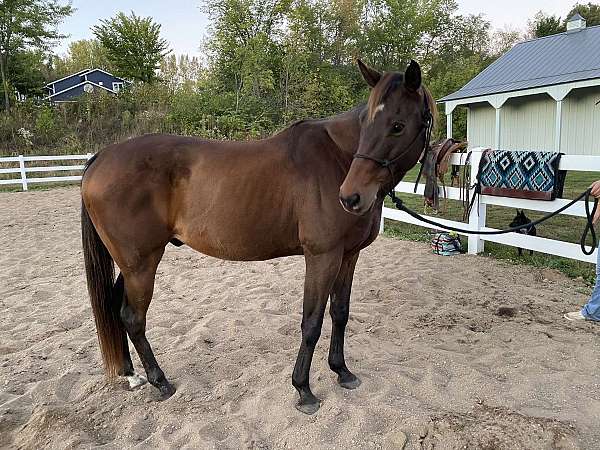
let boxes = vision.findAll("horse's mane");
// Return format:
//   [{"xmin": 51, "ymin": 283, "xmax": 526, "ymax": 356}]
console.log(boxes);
[{"xmin": 423, "ymin": 87, "xmax": 438, "ymax": 130}]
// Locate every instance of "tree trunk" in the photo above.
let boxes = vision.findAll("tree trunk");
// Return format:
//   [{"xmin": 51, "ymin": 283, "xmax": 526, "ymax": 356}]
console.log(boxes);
[
  {"xmin": 284, "ymin": 63, "xmax": 289, "ymax": 114},
  {"xmin": 235, "ymin": 73, "xmax": 240, "ymax": 113},
  {"xmin": 0, "ymin": 52, "xmax": 10, "ymax": 112}
]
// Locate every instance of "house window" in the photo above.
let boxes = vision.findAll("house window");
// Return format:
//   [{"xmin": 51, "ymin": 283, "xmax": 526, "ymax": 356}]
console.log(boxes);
[
  {"xmin": 99, "ymin": 81, "xmax": 104, "ymax": 86},
  {"xmin": 113, "ymin": 82, "xmax": 124, "ymax": 92}
]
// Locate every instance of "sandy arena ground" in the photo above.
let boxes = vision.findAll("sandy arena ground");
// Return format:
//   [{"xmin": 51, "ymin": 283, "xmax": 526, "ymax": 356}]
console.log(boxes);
[{"xmin": 1, "ymin": 187, "xmax": 600, "ymax": 449}]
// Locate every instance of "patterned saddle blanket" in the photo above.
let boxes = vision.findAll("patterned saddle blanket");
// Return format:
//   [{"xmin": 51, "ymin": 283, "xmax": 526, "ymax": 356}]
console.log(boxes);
[{"xmin": 477, "ymin": 150, "xmax": 566, "ymax": 201}]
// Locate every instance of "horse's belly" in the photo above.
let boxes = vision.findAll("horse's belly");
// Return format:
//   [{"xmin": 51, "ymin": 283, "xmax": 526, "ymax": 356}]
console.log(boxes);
[{"xmin": 177, "ymin": 215, "xmax": 302, "ymax": 261}]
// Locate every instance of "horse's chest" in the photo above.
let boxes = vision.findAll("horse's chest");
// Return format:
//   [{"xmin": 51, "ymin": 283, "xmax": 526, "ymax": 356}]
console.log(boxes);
[{"xmin": 350, "ymin": 215, "xmax": 381, "ymax": 251}]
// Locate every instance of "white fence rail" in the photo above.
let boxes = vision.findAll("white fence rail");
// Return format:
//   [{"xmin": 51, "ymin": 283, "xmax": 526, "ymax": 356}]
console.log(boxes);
[
  {"xmin": 382, "ymin": 147, "xmax": 600, "ymax": 264},
  {"xmin": 0, "ymin": 154, "xmax": 92, "ymax": 191}
]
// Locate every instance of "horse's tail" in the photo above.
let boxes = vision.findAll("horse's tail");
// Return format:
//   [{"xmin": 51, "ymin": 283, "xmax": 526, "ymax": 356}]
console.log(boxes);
[{"xmin": 81, "ymin": 196, "xmax": 124, "ymax": 378}]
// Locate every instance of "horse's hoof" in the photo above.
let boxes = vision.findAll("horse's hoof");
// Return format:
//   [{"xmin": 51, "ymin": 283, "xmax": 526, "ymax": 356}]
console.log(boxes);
[
  {"xmin": 339, "ymin": 374, "xmax": 361, "ymax": 390},
  {"xmin": 295, "ymin": 400, "xmax": 320, "ymax": 415},
  {"xmin": 127, "ymin": 373, "xmax": 147, "ymax": 390},
  {"xmin": 159, "ymin": 382, "xmax": 176, "ymax": 400}
]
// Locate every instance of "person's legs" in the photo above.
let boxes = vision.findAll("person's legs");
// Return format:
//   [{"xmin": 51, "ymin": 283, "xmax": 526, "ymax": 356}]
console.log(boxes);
[
  {"xmin": 581, "ymin": 251, "xmax": 600, "ymax": 320},
  {"xmin": 565, "ymin": 251, "xmax": 600, "ymax": 321}
]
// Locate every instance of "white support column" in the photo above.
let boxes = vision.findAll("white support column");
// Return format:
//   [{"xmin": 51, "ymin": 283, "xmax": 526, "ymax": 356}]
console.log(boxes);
[
  {"xmin": 18, "ymin": 155, "xmax": 27, "ymax": 191},
  {"xmin": 466, "ymin": 107, "xmax": 471, "ymax": 143},
  {"xmin": 467, "ymin": 148, "xmax": 486, "ymax": 255},
  {"xmin": 446, "ymin": 111, "xmax": 453, "ymax": 139},
  {"xmin": 494, "ymin": 107, "xmax": 501, "ymax": 149},
  {"xmin": 555, "ymin": 100, "xmax": 563, "ymax": 152}
]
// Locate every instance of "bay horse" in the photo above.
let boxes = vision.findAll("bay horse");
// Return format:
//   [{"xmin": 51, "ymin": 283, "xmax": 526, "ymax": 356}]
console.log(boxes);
[{"xmin": 81, "ymin": 59, "xmax": 436, "ymax": 414}]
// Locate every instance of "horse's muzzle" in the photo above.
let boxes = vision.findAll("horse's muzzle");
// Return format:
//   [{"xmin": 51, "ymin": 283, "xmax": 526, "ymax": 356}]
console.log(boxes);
[
  {"xmin": 339, "ymin": 192, "xmax": 376, "ymax": 215},
  {"xmin": 340, "ymin": 193, "xmax": 361, "ymax": 211}
]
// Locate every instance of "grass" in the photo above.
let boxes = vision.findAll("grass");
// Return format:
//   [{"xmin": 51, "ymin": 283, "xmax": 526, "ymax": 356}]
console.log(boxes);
[
  {"xmin": 0, "ymin": 181, "xmax": 80, "ymax": 193},
  {"xmin": 384, "ymin": 167, "xmax": 599, "ymax": 286}
]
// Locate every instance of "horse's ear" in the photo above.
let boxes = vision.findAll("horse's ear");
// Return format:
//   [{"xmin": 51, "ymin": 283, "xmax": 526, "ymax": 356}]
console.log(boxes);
[
  {"xmin": 357, "ymin": 59, "xmax": 381, "ymax": 88},
  {"xmin": 405, "ymin": 60, "xmax": 422, "ymax": 92}
]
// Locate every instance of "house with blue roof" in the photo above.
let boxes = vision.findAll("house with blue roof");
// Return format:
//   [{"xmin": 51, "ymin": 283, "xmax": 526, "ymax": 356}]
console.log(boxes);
[
  {"xmin": 44, "ymin": 69, "xmax": 130, "ymax": 103},
  {"xmin": 440, "ymin": 14, "xmax": 600, "ymax": 155}
]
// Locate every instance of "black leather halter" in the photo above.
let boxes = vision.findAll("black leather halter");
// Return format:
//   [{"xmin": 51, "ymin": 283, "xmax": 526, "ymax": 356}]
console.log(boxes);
[{"xmin": 353, "ymin": 95, "xmax": 434, "ymax": 194}]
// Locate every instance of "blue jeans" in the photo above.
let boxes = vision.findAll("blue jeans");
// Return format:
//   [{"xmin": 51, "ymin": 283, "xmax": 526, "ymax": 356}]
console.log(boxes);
[{"xmin": 582, "ymin": 250, "xmax": 600, "ymax": 320}]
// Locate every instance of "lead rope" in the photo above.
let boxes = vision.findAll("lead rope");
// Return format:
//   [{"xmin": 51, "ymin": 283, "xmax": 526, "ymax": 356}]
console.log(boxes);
[{"xmin": 387, "ymin": 188, "xmax": 598, "ymax": 255}]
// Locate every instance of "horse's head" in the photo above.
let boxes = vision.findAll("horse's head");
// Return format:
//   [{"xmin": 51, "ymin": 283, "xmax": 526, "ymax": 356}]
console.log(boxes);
[{"xmin": 339, "ymin": 59, "xmax": 436, "ymax": 215}]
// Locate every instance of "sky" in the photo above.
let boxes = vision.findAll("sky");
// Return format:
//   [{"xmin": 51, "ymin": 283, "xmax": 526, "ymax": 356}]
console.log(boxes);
[{"xmin": 55, "ymin": 0, "xmax": 576, "ymax": 58}]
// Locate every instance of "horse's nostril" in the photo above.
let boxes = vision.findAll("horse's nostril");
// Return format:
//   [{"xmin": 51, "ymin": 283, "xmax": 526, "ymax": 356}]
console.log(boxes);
[
  {"xmin": 341, "ymin": 193, "xmax": 361, "ymax": 210},
  {"xmin": 349, "ymin": 193, "xmax": 360, "ymax": 208}
]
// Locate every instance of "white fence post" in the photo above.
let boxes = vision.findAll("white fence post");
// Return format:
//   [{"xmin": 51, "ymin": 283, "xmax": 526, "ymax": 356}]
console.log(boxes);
[
  {"xmin": 379, "ymin": 211, "xmax": 385, "ymax": 234},
  {"xmin": 18, "ymin": 155, "xmax": 28, "ymax": 191},
  {"xmin": 468, "ymin": 148, "xmax": 485, "ymax": 254}
]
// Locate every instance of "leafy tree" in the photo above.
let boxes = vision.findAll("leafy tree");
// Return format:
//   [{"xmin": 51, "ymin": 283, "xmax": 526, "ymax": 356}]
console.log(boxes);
[
  {"xmin": 279, "ymin": 0, "xmax": 363, "ymax": 120},
  {"xmin": 6, "ymin": 50, "xmax": 47, "ymax": 98},
  {"xmin": 427, "ymin": 13, "xmax": 493, "ymax": 139},
  {"xmin": 358, "ymin": 0, "xmax": 457, "ymax": 71},
  {"xmin": 92, "ymin": 11, "xmax": 170, "ymax": 83},
  {"xmin": 0, "ymin": 0, "xmax": 73, "ymax": 111},
  {"xmin": 53, "ymin": 39, "xmax": 113, "ymax": 77},
  {"xmin": 160, "ymin": 54, "xmax": 203, "ymax": 93},
  {"xmin": 565, "ymin": 2, "xmax": 600, "ymax": 26},
  {"xmin": 203, "ymin": 0, "xmax": 289, "ymax": 119},
  {"xmin": 528, "ymin": 12, "xmax": 564, "ymax": 38},
  {"xmin": 489, "ymin": 26, "xmax": 523, "ymax": 56},
  {"xmin": 202, "ymin": 0, "xmax": 472, "ymax": 126}
]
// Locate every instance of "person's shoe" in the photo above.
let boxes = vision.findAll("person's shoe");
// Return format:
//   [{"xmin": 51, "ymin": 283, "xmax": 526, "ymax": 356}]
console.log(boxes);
[{"xmin": 564, "ymin": 311, "xmax": 588, "ymax": 321}]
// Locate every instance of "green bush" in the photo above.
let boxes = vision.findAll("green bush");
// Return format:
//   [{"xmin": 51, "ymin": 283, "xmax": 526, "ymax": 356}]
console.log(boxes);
[{"xmin": 34, "ymin": 106, "xmax": 58, "ymax": 145}]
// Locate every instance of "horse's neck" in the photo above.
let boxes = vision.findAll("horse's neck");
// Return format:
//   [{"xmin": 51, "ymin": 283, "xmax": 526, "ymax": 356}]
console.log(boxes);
[{"xmin": 323, "ymin": 108, "xmax": 362, "ymax": 158}]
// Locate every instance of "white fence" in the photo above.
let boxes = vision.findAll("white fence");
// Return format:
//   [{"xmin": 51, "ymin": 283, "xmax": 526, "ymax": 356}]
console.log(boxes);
[
  {"xmin": 0, "ymin": 154, "xmax": 92, "ymax": 191},
  {"xmin": 382, "ymin": 147, "xmax": 600, "ymax": 264}
]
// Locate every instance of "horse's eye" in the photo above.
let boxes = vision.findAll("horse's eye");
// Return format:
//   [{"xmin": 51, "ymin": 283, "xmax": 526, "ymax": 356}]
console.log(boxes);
[{"xmin": 391, "ymin": 122, "xmax": 405, "ymax": 135}]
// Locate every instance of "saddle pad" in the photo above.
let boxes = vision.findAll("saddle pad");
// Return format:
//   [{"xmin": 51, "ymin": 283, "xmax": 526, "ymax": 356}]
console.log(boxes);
[{"xmin": 477, "ymin": 150, "xmax": 565, "ymax": 201}]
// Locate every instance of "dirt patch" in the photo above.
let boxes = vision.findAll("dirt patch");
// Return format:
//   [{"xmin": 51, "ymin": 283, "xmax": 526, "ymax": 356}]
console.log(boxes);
[
  {"xmin": 1, "ymin": 187, "xmax": 599, "ymax": 449},
  {"xmin": 423, "ymin": 405, "xmax": 578, "ymax": 450}
]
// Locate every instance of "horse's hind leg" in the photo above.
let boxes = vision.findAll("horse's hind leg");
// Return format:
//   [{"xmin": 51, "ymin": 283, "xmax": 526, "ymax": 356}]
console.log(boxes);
[
  {"xmin": 114, "ymin": 273, "xmax": 147, "ymax": 389},
  {"xmin": 292, "ymin": 247, "xmax": 343, "ymax": 415},
  {"xmin": 120, "ymin": 248, "xmax": 175, "ymax": 399},
  {"xmin": 328, "ymin": 252, "xmax": 360, "ymax": 389},
  {"xmin": 112, "ymin": 274, "xmax": 134, "ymax": 377}
]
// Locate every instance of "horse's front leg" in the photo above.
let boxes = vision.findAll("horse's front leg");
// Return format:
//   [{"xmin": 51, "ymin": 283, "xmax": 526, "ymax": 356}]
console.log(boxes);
[
  {"xmin": 292, "ymin": 247, "xmax": 343, "ymax": 415},
  {"xmin": 328, "ymin": 252, "xmax": 361, "ymax": 389}
]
